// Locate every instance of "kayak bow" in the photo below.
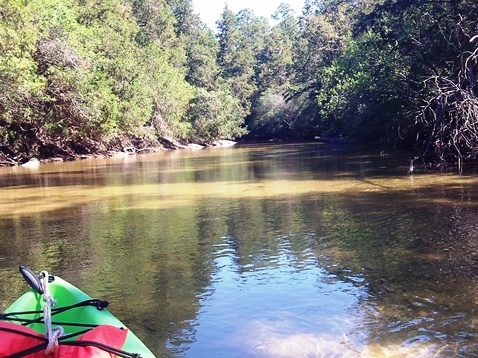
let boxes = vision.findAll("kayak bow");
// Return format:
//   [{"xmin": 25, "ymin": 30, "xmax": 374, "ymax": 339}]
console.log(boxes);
[{"xmin": 1, "ymin": 267, "xmax": 156, "ymax": 358}]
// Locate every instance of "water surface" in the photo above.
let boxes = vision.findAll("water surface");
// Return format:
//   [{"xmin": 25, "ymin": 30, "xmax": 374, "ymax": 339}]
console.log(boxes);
[{"xmin": 1, "ymin": 143, "xmax": 478, "ymax": 357}]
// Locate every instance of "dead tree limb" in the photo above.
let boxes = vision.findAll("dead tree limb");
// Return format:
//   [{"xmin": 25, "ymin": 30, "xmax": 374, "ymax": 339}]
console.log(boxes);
[{"xmin": 418, "ymin": 40, "xmax": 478, "ymax": 173}]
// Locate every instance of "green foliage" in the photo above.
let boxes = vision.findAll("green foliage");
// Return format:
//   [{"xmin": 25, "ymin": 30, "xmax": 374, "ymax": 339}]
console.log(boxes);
[
  {"xmin": 248, "ymin": 88, "xmax": 303, "ymax": 139},
  {"xmin": 316, "ymin": 29, "xmax": 411, "ymax": 141},
  {"xmin": 243, "ymin": 4, "xmax": 304, "ymax": 139},
  {"xmin": 346, "ymin": 0, "xmax": 478, "ymax": 152},
  {"xmin": 129, "ymin": 0, "xmax": 186, "ymax": 67},
  {"xmin": 0, "ymin": 0, "xmax": 200, "ymax": 159},
  {"xmin": 0, "ymin": 0, "xmax": 46, "ymax": 125},
  {"xmin": 1, "ymin": 0, "xmax": 477, "ymax": 165},
  {"xmin": 188, "ymin": 86, "xmax": 247, "ymax": 142},
  {"xmin": 216, "ymin": 7, "xmax": 270, "ymax": 115},
  {"xmin": 144, "ymin": 43, "xmax": 194, "ymax": 140},
  {"xmin": 166, "ymin": 0, "xmax": 220, "ymax": 91},
  {"xmin": 184, "ymin": 26, "xmax": 220, "ymax": 90},
  {"xmin": 270, "ymin": 0, "xmax": 478, "ymax": 156}
]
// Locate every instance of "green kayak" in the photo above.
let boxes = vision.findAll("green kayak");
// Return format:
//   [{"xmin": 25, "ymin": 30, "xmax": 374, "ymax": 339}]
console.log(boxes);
[{"xmin": 1, "ymin": 266, "xmax": 156, "ymax": 358}]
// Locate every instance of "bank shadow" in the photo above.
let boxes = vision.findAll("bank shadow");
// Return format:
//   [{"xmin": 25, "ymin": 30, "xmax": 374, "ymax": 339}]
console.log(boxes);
[{"xmin": 1, "ymin": 142, "xmax": 463, "ymax": 191}]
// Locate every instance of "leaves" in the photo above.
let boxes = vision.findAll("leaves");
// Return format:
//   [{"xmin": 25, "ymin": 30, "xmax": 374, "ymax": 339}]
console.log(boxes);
[
  {"xmin": 188, "ymin": 87, "xmax": 247, "ymax": 142},
  {"xmin": 1, "ymin": 0, "xmax": 477, "ymax": 168}
]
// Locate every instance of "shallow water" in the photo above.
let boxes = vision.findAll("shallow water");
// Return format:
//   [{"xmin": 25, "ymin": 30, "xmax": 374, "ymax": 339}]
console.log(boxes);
[{"xmin": 1, "ymin": 142, "xmax": 478, "ymax": 357}]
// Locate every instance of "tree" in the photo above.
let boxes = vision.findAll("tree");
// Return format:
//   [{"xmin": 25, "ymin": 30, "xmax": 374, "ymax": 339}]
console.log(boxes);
[
  {"xmin": 129, "ymin": 0, "xmax": 183, "ymax": 61},
  {"xmin": 354, "ymin": 0, "xmax": 478, "ymax": 162},
  {"xmin": 247, "ymin": 3, "xmax": 302, "ymax": 139},
  {"xmin": 166, "ymin": 0, "xmax": 220, "ymax": 90},
  {"xmin": 188, "ymin": 86, "xmax": 247, "ymax": 143},
  {"xmin": 216, "ymin": 7, "xmax": 267, "ymax": 117},
  {"xmin": 0, "ymin": 0, "xmax": 196, "ymax": 161},
  {"xmin": 0, "ymin": 0, "xmax": 47, "ymax": 160},
  {"xmin": 275, "ymin": 0, "xmax": 352, "ymax": 139},
  {"xmin": 416, "ymin": 1, "xmax": 478, "ymax": 171}
]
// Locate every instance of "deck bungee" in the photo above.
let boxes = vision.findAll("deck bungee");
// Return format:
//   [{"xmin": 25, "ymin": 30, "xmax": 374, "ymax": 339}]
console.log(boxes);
[{"xmin": 1, "ymin": 266, "xmax": 156, "ymax": 358}]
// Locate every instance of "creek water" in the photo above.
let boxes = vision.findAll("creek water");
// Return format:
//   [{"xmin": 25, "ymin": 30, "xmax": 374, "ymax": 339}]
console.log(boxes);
[{"xmin": 1, "ymin": 142, "xmax": 478, "ymax": 357}]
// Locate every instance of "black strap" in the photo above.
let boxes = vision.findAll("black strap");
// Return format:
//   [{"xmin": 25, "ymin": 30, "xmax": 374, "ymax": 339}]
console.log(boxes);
[
  {"xmin": 1, "ymin": 299, "xmax": 109, "ymax": 327},
  {"xmin": 0, "ymin": 324, "xmax": 45, "ymax": 341},
  {"xmin": 62, "ymin": 340, "xmax": 142, "ymax": 358}
]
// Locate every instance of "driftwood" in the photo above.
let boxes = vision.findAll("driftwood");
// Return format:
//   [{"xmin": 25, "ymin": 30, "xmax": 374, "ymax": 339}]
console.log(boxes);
[{"xmin": 419, "ymin": 38, "xmax": 478, "ymax": 173}]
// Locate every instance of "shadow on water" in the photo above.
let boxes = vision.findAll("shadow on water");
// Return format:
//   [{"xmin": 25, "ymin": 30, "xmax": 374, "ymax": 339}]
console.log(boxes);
[
  {"xmin": 1, "ymin": 143, "xmax": 478, "ymax": 357},
  {"xmin": 0, "ymin": 142, "xmax": 428, "ymax": 189}
]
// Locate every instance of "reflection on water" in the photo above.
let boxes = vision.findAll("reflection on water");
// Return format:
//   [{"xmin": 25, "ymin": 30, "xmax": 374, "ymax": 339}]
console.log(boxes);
[
  {"xmin": 186, "ymin": 233, "xmax": 367, "ymax": 357},
  {"xmin": 1, "ymin": 143, "xmax": 478, "ymax": 357}
]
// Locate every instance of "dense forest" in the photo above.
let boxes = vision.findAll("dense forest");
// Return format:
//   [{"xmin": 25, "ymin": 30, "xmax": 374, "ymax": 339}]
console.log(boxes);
[{"xmin": 1, "ymin": 0, "xmax": 477, "ymax": 170}]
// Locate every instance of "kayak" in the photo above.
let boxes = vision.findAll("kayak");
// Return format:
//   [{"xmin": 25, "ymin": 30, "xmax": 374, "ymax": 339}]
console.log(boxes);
[{"xmin": 1, "ymin": 266, "xmax": 156, "ymax": 358}]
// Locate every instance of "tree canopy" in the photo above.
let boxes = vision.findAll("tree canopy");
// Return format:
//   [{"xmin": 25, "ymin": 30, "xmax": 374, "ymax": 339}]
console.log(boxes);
[{"xmin": 1, "ymin": 0, "xmax": 477, "ymax": 169}]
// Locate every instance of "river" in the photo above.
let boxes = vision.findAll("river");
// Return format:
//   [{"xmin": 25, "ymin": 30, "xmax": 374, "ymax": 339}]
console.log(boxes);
[{"xmin": 1, "ymin": 142, "xmax": 478, "ymax": 357}]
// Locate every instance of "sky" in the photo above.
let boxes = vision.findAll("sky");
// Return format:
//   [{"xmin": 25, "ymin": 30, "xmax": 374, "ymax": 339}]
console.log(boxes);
[{"xmin": 192, "ymin": 0, "xmax": 305, "ymax": 30}]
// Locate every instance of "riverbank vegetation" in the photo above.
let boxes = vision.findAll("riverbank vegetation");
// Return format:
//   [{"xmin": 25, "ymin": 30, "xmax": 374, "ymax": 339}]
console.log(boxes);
[{"xmin": 1, "ymin": 0, "xmax": 477, "ymax": 170}]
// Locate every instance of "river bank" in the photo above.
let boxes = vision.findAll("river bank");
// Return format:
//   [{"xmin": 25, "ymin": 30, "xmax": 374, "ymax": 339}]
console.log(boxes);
[{"xmin": 0, "ymin": 139, "xmax": 237, "ymax": 168}]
